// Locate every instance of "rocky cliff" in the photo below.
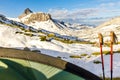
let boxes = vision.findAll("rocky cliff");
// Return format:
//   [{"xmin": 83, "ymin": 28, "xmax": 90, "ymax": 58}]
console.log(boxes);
[
  {"xmin": 18, "ymin": 8, "xmax": 33, "ymax": 19},
  {"xmin": 18, "ymin": 8, "xmax": 52, "ymax": 24}
]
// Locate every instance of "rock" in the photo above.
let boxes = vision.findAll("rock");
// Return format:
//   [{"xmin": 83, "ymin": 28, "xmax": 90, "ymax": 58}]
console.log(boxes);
[
  {"xmin": 18, "ymin": 8, "xmax": 52, "ymax": 24},
  {"xmin": 22, "ymin": 13, "xmax": 51, "ymax": 24},
  {"xmin": 0, "ymin": 14, "xmax": 7, "ymax": 21},
  {"xmin": 18, "ymin": 8, "xmax": 33, "ymax": 19},
  {"xmin": 24, "ymin": 8, "xmax": 33, "ymax": 15}
]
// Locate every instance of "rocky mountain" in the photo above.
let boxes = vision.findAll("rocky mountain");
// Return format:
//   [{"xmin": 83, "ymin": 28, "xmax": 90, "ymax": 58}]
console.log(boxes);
[
  {"xmin": 8, "ymin": 8, "xmax": 120, "ymax": 43},
  {"xmin": 19, "ymin": 8, "xmax": 51, "ymax": 24},
  {"xmin": 0, "ymin": 14, "xmax": 83, "ymax": 42},
  {"xmin": 20, "ymin": 12, "xmax": 51, "ymax": 24},
  {"xmin": 18, "ymin": 8, "xmax": 33, "ymax": 19},
  {"xmin": 10, "ymin": 8, "xmax": 120, "ymax": 43},
  {"xmin": 0, "ymin": 14, "xmax": 6, "ymax": 21},
  {"xmin": 17, "ymin": 9, "xmax": 68, "ymax": 35},
  {"xmin": 15, "ymin": 8, "xmax": 93, "ymax": 38}
]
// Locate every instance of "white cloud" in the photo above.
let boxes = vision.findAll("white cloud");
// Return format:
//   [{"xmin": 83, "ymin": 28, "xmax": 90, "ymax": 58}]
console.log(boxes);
[
  {"xmin": 48, "ymin": 1, "xmax": 120, "ymax": 20},
  {"xmin": 48, "ymin": 8, "xmax": 100, "ymax": 19},
  {"xmin": 48, "ymin": 1, "xmax": 120, "ymax": 25},
  {"xmin": 100, "ymin": 1, "xmax": 120, "ymax": 8},
  {"xmin": 98, "ymin": 1, "xmax": 120, "ymax": 17},
  {"xmin": 100, "ymin": 3, "xmax": 115, "ymax": 7},
  {"xmin": 48, "ymin": 9, "xmax": 68, "ymax": 19}
]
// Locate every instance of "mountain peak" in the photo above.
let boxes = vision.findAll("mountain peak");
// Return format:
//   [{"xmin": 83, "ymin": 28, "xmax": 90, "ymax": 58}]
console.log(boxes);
[
  {"xmin": 18, "ymin": 8, "xmax": 33, "ymax": 19},
  {"xmin": 24, "ymin": 8, "xmax": 33, "ymax": 14}
]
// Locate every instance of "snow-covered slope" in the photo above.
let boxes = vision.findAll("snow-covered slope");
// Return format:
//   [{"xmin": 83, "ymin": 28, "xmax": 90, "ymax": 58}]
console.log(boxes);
[
  {"xmin": 26, "ymin": 19, "xmax": 70, "ymax": 35},
  {"xmin": 94, "ymin": 17, "xmax": 120, "ymax": 42},
  {"xmin": 72, "ymin": 17, "xmax": 120, "ymax": 43},
  {"xmin": 9, "ymin": 16, "xmax": 68, "ymax": 35},
  {"xmin": 0, "ymin": 21, "xmax": 120, "ymax": 77},
  {"xmin": 1, "ymin": 13, "xmax": 120, "ymax": 78},
  {"xmin": 64, "ymin": 22, "xmax": 93, "ymax": 30}
]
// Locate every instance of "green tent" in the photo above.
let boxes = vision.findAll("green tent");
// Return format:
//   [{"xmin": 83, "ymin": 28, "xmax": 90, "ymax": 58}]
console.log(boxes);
[{"xmin": 0, "ymin": 48, "xmax": 101, "ymax": 80}]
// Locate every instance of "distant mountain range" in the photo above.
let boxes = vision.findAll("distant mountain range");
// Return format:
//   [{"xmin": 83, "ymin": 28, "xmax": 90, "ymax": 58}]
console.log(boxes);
[{"xmin": 1, "ymin": 8, "xmax": 120, "ymax": 42}]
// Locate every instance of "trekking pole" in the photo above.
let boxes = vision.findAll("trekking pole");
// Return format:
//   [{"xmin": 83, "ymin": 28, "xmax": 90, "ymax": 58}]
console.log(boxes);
[
  {"xmin": 110, "ymin": 41, "xmax": 113, "ymax": 80},
  {"xmin": 110, "ymin": 31, "xmax": 118, "ymax": 80},
  {"xmin": 98, "ymin": 33, "xmax": 105, "ymax": 80},
  {"xmin": 110, "ymin": 31, "xmax": 114, "ymax": 80}
]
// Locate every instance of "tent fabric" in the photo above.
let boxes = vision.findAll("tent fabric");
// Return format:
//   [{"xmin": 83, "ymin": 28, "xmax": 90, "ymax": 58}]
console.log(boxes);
[{"xmin": 0, "ymin": 48, "xmax": 102, "ymax": 80}]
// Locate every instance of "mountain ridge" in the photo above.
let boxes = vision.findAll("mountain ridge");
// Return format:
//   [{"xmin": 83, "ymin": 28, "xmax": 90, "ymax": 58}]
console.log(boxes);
[
  {"xmin": 18, "ymin": 8, "xmax": 52, "ymax": 23},
  {"xmin": 96, "ymin": 16, "xmax": 120, "ymax": 29}
]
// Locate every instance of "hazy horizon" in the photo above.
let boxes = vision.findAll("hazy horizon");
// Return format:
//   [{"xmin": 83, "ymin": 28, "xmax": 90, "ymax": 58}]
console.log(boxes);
[{"xmin": 1, "ymin": 0, "xmax": 120, "ymax": 26}]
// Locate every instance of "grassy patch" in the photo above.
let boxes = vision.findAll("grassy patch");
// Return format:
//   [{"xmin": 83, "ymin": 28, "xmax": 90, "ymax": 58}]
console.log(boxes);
[
  {"xmin": 70, "ymin": 54, "xmax": 89, "ymax": 58},
  {"xmin": 92, "ymin": 51, "xmax": 110, "ymax": 56},
  {"xmin": 93, "ymin": 60, "xmax": 101, "ymax": 64},
  {"xmin": 40, "ymin": 36, "xmax": 47, "ymax": 41},
  {"xmin": 23, "ymin": 47, "xmax": 31, "ymax": 51},
  {"xmin": 80, "ymin": 54, "xmax": 88, "ymax": 57},
  {"xmin": 117, "ymin": 42, "xmax": 120, "ymax": 44},
  {"xmin": 70, "ymin": 55, "xmax": 82, "ymax": 58},
  {"xmin": 104, "ymin": 42, "xmax": 111, "ymax": 47},
  {"xmin": 92, "ymin": 49, "xmax": 120, "ymax": 56},
  {"xmin": 92, "ymin": 52, "xmax": 100, "ymax": 56},
  {"xmin": 77, "ymin": 41, "xmax": 95, "ymax": 44},
  {"xmin": 47, "ymin": 33, "xmax": 55, "ymax": 37},
  {"xmin": 115, "ymin": 49, "xmax": 120, "ymax": 53},
  {"xmin": 15, "ymin": 31, "xmax": 23, "ymax": 34},
  {"xmin": 57, "ymin": 56, "xmax": 61, "ymax": 59},
  {"xmin": 31, "ymin": 50, "xmax": 40, "ymax": 53},
  {"xmin": 87, "ymin": 55, "xmax": 91, "ymax": 58},
  {"xmin": 105, "ymin": 77, "xmax": 120, "ymax": 80},
  {"xmin": 103, "ymin": 51, "xmax": 110, "ymax": 55},
  {"xmin": 54, "ymin": 37, "xmax": 74, "ymax": 44},
  {"xmin": 24, "ymin": 33, "xmax": 33, "ymax": 37}
]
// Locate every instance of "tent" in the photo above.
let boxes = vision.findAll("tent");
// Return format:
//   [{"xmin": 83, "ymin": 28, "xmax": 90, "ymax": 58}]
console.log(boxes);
[{"xmin": 0, "ymin": 48, "xmax": 102, "ymax": 80}]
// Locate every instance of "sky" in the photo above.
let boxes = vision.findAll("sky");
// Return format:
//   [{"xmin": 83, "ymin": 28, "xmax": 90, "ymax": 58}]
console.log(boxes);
[{"xmin": 1, "ymin": 0, "xmax": 120, "ymax": 25}]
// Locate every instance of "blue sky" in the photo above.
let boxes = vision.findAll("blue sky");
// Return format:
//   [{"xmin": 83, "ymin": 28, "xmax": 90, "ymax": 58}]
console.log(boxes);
[{"xmin": 1, "ymin": 0, "xmax": 120, "ymax": 25}]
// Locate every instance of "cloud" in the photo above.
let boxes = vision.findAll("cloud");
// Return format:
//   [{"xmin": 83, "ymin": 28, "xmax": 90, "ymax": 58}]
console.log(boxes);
[
  {"xmin": 48, "ymin": 9, "xmax": 68, "ymax": 19},
  {"xmin": 48, "ymin": 1, "xmax": 120, "ymax": 20},
  {"xmin": 98, "ymin": 1, "xmax": 120, "ymax": 17},
  {"xmin": 48, "ymin": 8, "xmax": 100, "ymax": 19},
  {"xmin": 100, "ymin": 1, "xmax": 120, "ymax": 8},
  {"xmin": 100, "ymin": 2, "xmax": 117, "ymax": 8},
  {"xmin": 48, "ymin": 1, "xmax": 120, "ymax": 26}
]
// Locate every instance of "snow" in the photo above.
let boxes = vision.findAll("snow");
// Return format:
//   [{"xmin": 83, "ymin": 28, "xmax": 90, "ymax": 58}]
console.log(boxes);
[
  {"xmin": 7, "ymin": 17, "xmax": 20, "ymax": 22},
  {"xmin": 1, "ymin": 15, "xmax": 120, "ymax": 78},
  {"xmin": 0, "ymin": 23, "xmax": 120, "ymax": 77},
  {"xmin": 27, "ymin": 20, "xmax": 70, "ymax": 35},
  {"xmin": 0, "ymin": 24, "xmax": 27, "ymax": 48}
]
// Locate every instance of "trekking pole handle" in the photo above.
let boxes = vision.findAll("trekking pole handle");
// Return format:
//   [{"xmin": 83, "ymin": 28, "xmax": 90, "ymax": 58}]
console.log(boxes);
[{"xmin": 98, "ymin": 33, "xmax": 103, "ymax": 45}]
